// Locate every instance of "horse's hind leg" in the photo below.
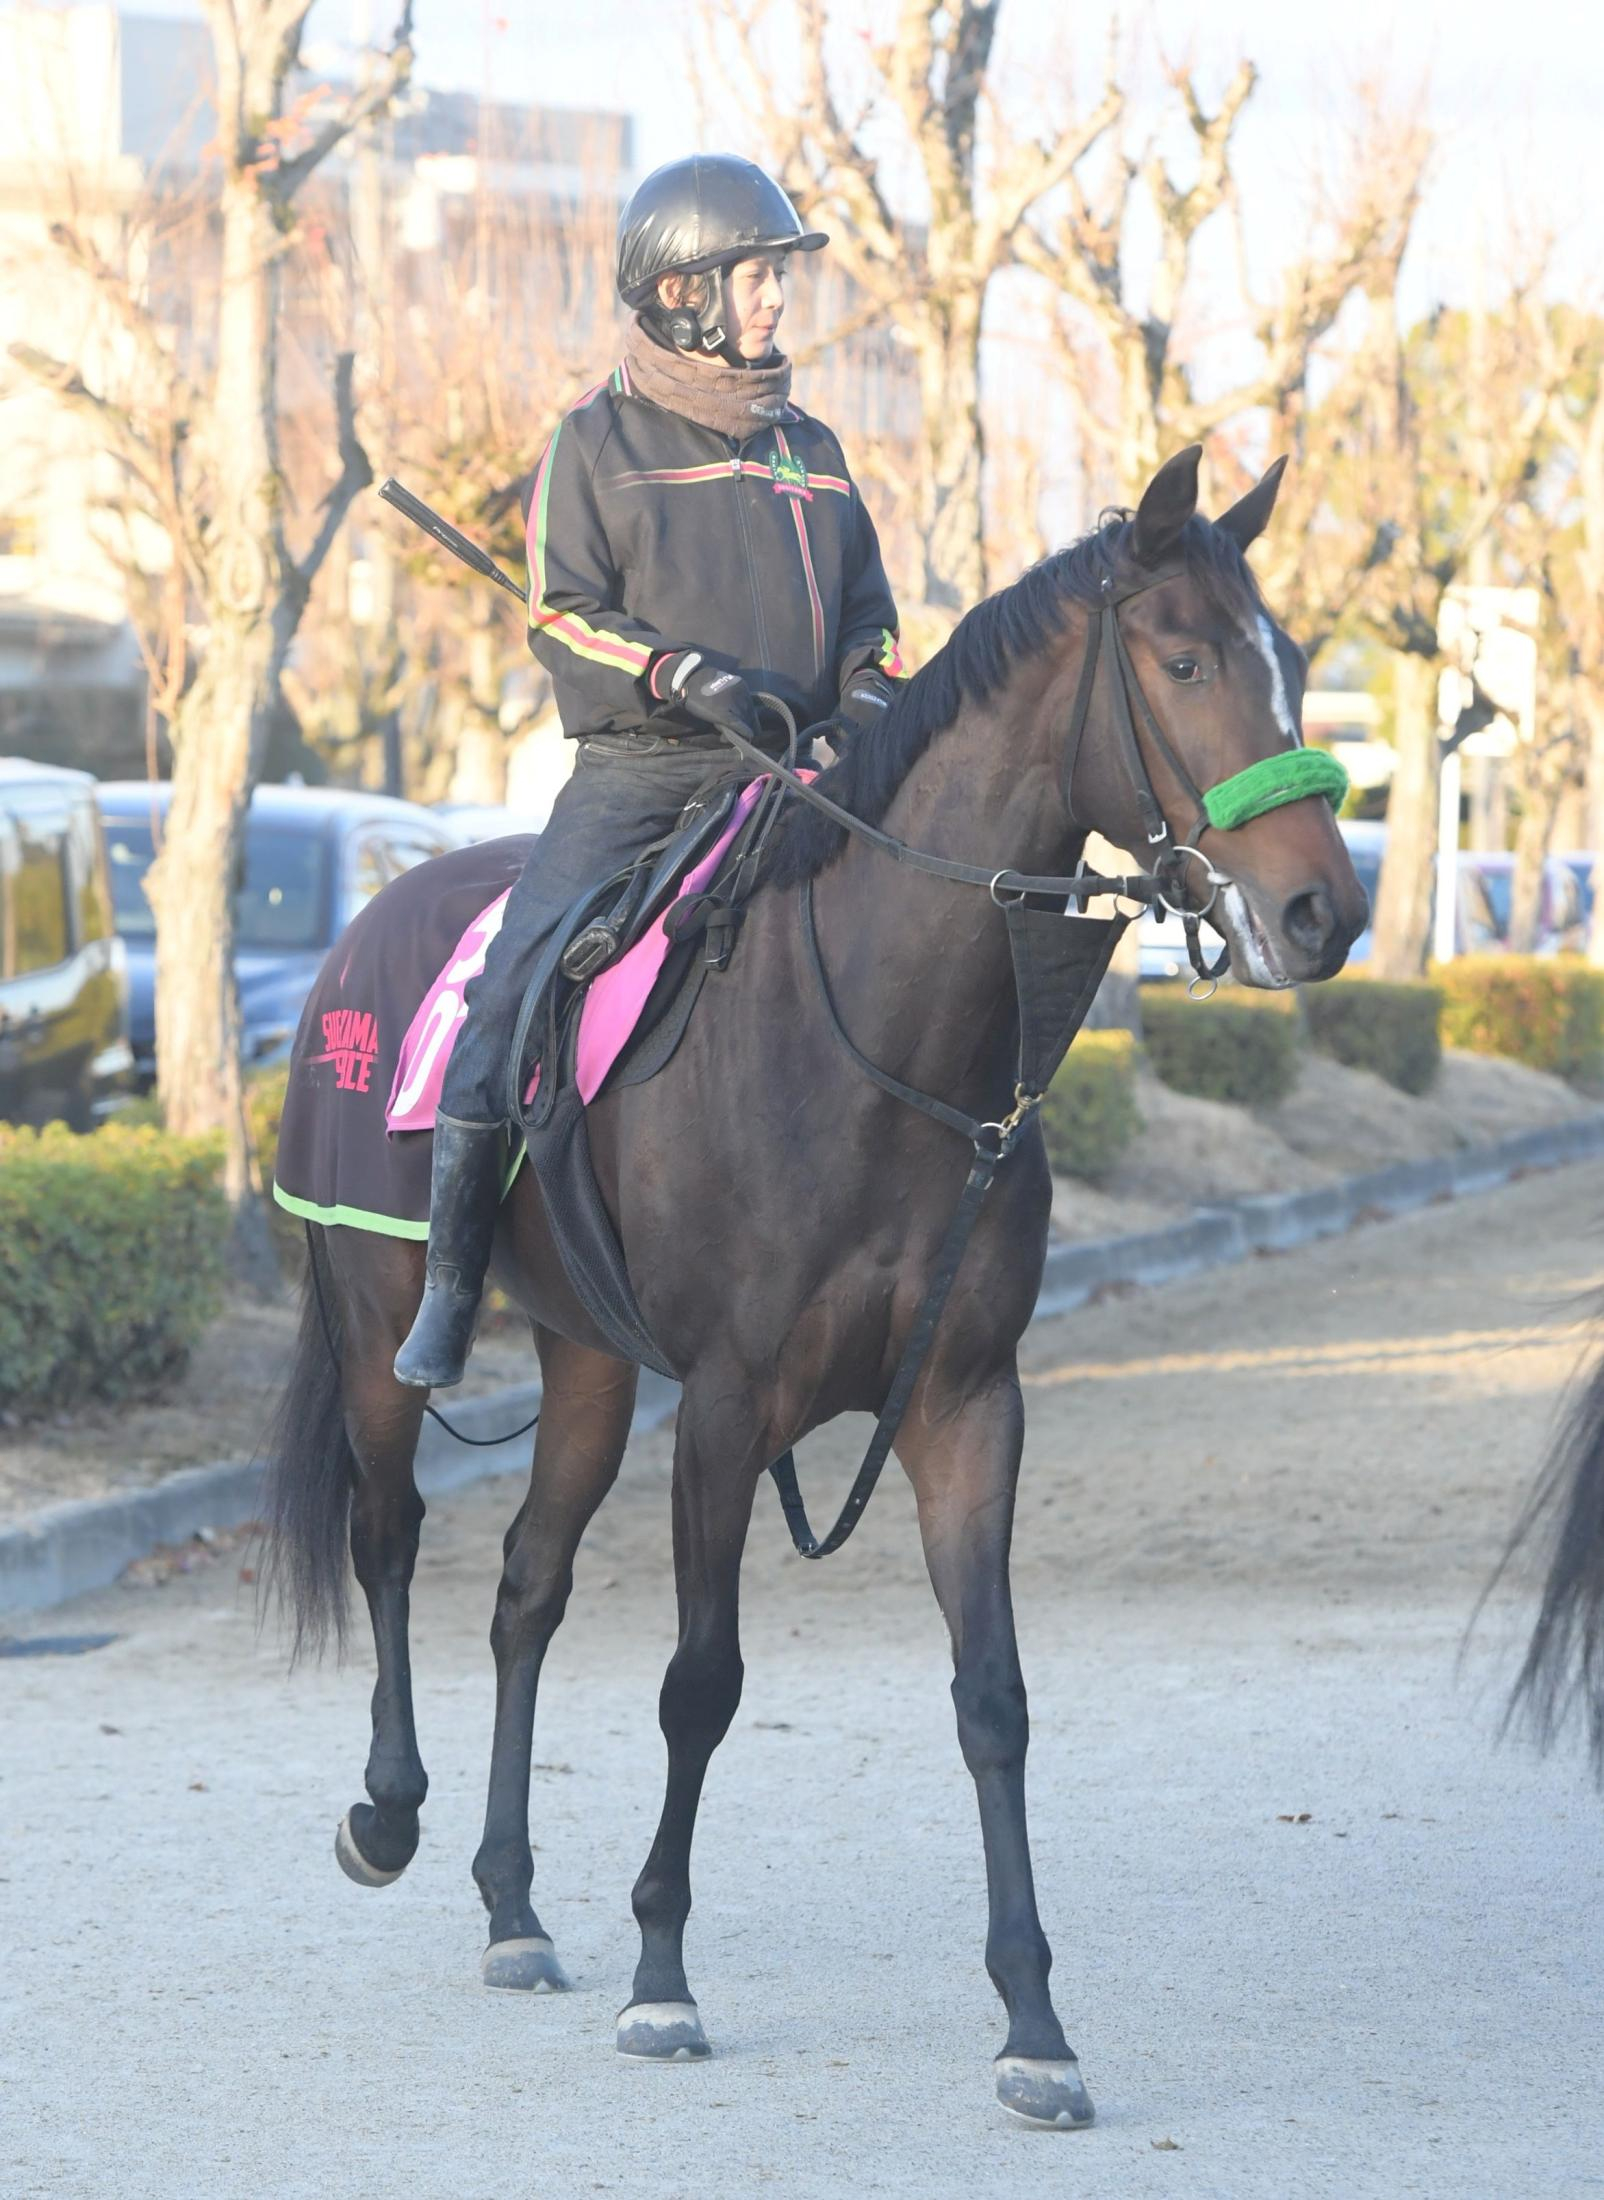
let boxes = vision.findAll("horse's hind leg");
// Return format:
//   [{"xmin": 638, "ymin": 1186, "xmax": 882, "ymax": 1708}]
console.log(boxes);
[
  {"xmin": 897, "ymin": 1368, "xmax": 1094, "ymax": 2132},
  {"xmin": 333, "ymin": 1239, "xmax": 431, "ymax": 1887},
  {"xmin": 472, "ymin": 1332, "xmax": 637, "ymax": 1992},
  {"xmin": 620, "ymin": 1382, "xmax": 762, "ymax": 2061}
]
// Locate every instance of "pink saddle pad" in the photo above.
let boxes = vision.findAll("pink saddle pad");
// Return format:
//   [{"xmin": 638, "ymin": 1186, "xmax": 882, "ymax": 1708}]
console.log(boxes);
[{"xmin": 387, "ymin": 775, "xmax": 788, "ymax": 1133}]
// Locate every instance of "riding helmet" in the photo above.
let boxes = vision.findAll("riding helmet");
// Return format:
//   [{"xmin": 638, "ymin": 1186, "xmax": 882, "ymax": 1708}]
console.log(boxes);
[{"xmin": 615, "ymin": 154, "xmax": 827, "ymax": 309}]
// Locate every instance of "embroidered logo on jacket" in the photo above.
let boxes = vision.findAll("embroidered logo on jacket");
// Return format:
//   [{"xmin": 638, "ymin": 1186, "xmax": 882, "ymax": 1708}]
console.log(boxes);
[{"xmin": 770, "ymin": 448, "xmax": 812, "ymax": 500}]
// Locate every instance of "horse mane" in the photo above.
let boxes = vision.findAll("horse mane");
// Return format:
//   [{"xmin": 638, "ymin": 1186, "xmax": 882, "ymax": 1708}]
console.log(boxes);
[{"xmin": 764, "ymin": 508, "xmax": 1267, "ymax": 889}]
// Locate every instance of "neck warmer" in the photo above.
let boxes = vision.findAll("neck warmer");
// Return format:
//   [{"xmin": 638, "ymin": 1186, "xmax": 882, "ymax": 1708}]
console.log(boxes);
[{"xmin": 623, "ymin": 315, "xmax": 794, "ymax": 441}]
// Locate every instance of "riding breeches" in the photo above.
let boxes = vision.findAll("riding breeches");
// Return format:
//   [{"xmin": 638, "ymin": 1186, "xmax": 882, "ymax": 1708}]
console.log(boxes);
[{"xmin": 440, "ymin": 734, "xmax": 741, "ymax": 1125}]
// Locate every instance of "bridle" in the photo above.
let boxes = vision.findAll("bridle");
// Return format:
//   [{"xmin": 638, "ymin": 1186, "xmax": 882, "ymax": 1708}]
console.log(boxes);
[
  {"xmin": 714, "ymin": 558, "xmax": 1348, "ymax": 1561},
  {"xmin": 714, "ymin": 557, "xmax": 1347, "ymax": 994},
  {"xmin": 373, "ymin": 479, "xmax": 1350, "ymax": 1552}
]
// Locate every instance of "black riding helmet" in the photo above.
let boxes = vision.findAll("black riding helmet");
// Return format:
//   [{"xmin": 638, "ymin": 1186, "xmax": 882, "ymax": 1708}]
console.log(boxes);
[{"xmin": 616, "ymin": 154, "xmax": 827, "ymax": 363}]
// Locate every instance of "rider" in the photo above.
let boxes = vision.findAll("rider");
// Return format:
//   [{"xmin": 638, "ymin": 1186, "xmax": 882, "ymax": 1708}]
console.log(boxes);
[{"xmin": 395, "ymin": 152, "xmax": 903, "ymax": 1389}]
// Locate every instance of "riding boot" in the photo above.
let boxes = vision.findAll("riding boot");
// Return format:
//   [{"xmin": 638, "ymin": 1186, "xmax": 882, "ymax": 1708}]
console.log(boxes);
[{"xmin": 393, "ymin": 1114, "xmax": 506, "ymax": 1390}]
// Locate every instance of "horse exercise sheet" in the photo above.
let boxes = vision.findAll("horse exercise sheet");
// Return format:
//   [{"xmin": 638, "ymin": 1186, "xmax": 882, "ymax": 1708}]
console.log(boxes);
[{"xmin": 272, "ymin": 786, "xmax": 765, "ymax": 1240}]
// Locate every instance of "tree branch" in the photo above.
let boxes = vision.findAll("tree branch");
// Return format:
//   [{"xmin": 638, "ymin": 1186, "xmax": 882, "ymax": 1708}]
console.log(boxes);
[
  {"xmin": 265, "ymin": 2, "xmax": 416, "ymax": 204},
  {"xmin": 42, "ymin": 218, "xmax": 203, "ymax": 424},
  {"xmin": 293, "ymin": 352, "xmax": 373, "ymax": 588}
]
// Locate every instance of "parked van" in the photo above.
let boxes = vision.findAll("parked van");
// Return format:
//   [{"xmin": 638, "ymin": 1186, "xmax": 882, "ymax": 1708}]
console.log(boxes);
[{"xmin": 0, "ymin": 759, "xmax": 134, "ymax": 1127}]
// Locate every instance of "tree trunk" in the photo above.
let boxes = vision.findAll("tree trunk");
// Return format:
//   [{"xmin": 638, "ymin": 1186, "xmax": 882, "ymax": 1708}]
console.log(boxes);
[
  {"xmin": 913, "ymin": 290, "xmax": 986, "ymax": 612},
  {"xmin": 1508, "ymin": 774, "xmax": 1553, "ymax": 956},
  {"xmin": 1580, "ymin": 689, "xmax": 1604, "ymax": 966},
  {"xmin": 143, "ymin": 166, "xmax": 283, "ymax": 1290},
  {"xmin": 1370, "ymin": 651, "xmax": 1442, "ymax": 980},
  {"xmin": 447, "ymin": 604, "xmax": 508, "ymax": 804}
]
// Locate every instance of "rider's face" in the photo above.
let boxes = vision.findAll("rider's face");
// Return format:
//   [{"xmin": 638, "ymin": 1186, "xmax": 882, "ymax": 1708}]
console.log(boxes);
[{"xmin": 724, "ymin": 254, "xmax": 788, "ymax": 360}]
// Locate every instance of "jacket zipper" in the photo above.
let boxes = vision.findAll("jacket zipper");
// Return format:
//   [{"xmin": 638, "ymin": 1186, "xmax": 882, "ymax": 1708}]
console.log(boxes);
[{"xmin": 728, "ymin": 440, "xmax": 774, "ymax": 674}]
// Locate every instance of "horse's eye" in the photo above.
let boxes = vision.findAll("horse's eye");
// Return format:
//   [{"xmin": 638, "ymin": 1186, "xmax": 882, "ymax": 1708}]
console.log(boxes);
[{"xmin": 1165, "ymin": 655, "xmax": 1203, "ymax": 684}]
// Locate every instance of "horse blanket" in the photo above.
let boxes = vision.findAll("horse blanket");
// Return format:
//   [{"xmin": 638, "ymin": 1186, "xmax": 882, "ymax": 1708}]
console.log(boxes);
[{"xmin": 272, "ymin": 785, "xmax": 767, "ymax": 1240}]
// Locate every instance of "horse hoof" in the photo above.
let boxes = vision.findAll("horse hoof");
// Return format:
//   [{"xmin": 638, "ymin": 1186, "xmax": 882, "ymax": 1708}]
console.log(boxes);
[
  {"xmin": 616, "ymin": 2002, "xmax": 711, "ymax": 2061},
  {"xmin": 481, "ymin": 1937, "xmax": 569, "ymax": 1993},
  {"xmin": 994, "ymin": 2056, "xmax": 1095, "ymax": 2131},
  {"xmin": 334, "ymin": 1810, "xmax": 408, "ymax": 1889}
]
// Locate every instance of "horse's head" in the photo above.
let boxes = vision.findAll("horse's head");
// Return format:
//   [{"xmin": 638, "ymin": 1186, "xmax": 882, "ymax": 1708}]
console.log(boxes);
[{"xmin": 1064, "ymin": 447, "xmax": 1367, "ymax": 988}]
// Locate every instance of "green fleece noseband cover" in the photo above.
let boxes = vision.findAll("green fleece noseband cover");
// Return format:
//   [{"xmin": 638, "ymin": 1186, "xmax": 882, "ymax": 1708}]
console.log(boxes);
[{"xmin": 1202, "ymin": 748, "xmax": 1349, "ymax": 833}]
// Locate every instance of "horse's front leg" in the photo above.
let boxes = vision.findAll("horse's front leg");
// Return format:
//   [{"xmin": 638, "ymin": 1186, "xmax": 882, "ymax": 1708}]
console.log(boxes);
[
  {"xmin": 897, "ymin": 1367, "xmax": 1095, "ymax": 2132},
  {"xmin": 619, "ymin": 1379, "xmax": 763, "ymax": 2062}
]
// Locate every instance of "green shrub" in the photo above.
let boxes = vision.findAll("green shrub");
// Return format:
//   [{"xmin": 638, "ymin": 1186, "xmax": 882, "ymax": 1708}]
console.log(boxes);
[
  {"xmin": 1436, "ymin": 957, "xmax": 1604, "ymax": 1082},
  {"xmin": 1139, "ymin": 986, "xmax": 1302, "ymax": 1105},
  {"xmin": 1040, "ymin": 1030, "xmax": 1140, "ymax": 1181},
  {"xmin": 0, "ymin": 1121, "xmax": 229, "ymax": 1415},
  {"xmin": 1302, "ymin": 977, "xmax": 1443, "ymax": 1095}
]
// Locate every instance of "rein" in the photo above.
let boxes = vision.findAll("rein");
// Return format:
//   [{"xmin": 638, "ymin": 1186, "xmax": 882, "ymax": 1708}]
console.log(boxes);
[
  {"xmin": 744, "ymin": 566, "xmax": 1347, "ymax": 1561},
  {"xmin": 370, "ymin": 487, "xmax": 1350, "ymax": 1531}
]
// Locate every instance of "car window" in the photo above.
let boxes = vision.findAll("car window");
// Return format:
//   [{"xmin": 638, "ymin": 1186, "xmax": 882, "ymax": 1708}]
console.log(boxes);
[
  {"xmin": 0, "ymin": 818, "xmax": 17, "ymax": 980},
  {"xmin": 11, "ymin": 806, "xmax": 70, "ymax": 973},
  {"xmin": 65, "ymin": 798, "xmax": 114, "ymax": 947},
  {"xmin": 341, "ymin": 826, "xmax": 451, "ymax": 927},
  {"xmin": 100, "ymin": 815, "xmax": 327, "ymax": 950},
  {"xmin": 103, "ymin": 814, "xmax": 160, "ymax": 939},
  {"xmin": 235, "ymin": 828, "xmax": 327, "ymax": 948},
  {"xmin": 381, "ymin": 829, "xmax": 453, "ymax": 877}
]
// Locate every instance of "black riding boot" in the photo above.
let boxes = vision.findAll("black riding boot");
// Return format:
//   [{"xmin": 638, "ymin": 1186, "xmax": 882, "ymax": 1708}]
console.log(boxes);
[{"xmin": 393, "ymin": 1115, "xmax": 506, "ymax": 1390}]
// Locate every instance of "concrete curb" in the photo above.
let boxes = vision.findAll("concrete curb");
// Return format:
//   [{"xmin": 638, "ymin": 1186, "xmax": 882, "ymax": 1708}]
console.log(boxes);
[
  {"xmin": 5, "ymin": 1113, "xmax": 1603, "ymax": 1619},
  {"xmin": 1034, "ymin": 1108, "xmax": 1604, "ymax": 1316},
  {"xmin": 0, "ymin": 1371, "xmax": 680, "ymax": 1621}
]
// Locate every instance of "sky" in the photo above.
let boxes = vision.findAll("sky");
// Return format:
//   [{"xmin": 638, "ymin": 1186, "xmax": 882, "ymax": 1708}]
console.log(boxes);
[{"xmin": 99, "ymin": 0, "xmax": 1604, "ymax": 312}]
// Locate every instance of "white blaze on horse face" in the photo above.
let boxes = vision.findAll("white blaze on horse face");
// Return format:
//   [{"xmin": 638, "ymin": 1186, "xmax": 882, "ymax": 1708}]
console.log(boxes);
[{"xmin": 1249, "ymin": 613, "xmax": 1301, "ymax": 748}]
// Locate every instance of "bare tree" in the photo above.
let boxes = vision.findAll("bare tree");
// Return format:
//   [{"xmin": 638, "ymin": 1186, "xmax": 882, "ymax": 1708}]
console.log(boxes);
[
  {"xmin": 11, "ymin": 4, "xmax": 415, "ymax": 1277},
  {"xmin": 1536, "ymin": 318, "xmax": 1604, "ymax": 962},
  {"xmin": 1019, "ymin": 72, "xmax": 1429, "ymax": 657},
  {"xmin": 280, "ymin": 140, "xmax": 622, "ymax": 805},
  {"xmin": 1354, "ymin": 284, "xmax": 1571, "ymax": 979},
  {"xmin": 708, "ymin": 0, "xmax": 1120, "ymax": 613}
]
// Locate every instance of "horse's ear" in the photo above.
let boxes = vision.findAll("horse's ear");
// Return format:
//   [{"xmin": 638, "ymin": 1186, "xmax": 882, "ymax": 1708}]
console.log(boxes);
[
  {"xmin": 1216, "ymin": 456, "xmax": 1289, "ymax": 552},
  {"xmin": 1132, "ymin": 445, "xmax": 1202, "ymax": 565}
]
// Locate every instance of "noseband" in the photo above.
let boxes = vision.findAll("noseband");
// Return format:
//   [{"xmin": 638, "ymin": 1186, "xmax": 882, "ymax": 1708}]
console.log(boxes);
[{"xmin": 1060, "ymin": 564, "xmax": 1348, "ymax": 985}]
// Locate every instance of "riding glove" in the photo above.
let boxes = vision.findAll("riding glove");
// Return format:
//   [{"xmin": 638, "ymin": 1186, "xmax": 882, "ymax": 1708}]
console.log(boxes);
[
  {"xmin": 647, "ymin": 649, "xmax": 760, "ymax": 736},
  {"xmin": 828, "ymin": 665, "xmax": 898, "ymax": 758}
]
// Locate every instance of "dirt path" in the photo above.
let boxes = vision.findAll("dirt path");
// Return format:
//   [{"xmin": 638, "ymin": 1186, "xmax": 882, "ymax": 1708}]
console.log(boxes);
[
  {"xmin": 4, "ymin": 1166, "xmax": 1604, "ymax": 2197},
  {"xmin": 3, "ymin": 1044, "xmax": 1591, "ymax": 1521}
]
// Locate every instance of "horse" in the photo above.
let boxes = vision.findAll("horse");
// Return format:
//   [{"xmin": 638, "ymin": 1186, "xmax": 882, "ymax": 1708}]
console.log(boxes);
[
  {"xmin": 262, "ymin": 444, "xmax": 1367, "ymax": 2129},
  {"xmin": 1494, "ymin": 1314, "xmax": 1604, "ymax": 1783}
]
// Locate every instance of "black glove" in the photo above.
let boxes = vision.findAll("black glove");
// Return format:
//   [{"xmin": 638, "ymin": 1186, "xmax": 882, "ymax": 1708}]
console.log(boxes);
[
  {"xmin": 836, "ymin": 666, "xmax": 896, "ymax": 736},
  {"xmin": 648, "ymin": 649, "xmax": 759, "ymax": 736}
]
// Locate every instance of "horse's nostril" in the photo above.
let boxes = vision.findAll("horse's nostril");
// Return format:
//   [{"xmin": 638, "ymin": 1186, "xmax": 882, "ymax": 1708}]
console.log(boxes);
[{"xmin": 1283, "ymin": 887, "xmax": 1335, "ymax": 956}]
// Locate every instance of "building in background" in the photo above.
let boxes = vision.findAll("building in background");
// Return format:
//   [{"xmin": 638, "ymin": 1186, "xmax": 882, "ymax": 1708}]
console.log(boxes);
[{"xmin": 0, "ymin": 3, "xmax": 633, "ymax": 779}]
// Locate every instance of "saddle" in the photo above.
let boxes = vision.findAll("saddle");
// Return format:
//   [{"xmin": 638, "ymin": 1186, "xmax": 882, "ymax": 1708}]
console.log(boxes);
[
  {"xmin": 557, "ymin": 776, "xmax": 745, "ymax": 985},
  {"xmin": 503, "ymin": 767, "xmax": 784, "ymax": 1375}
]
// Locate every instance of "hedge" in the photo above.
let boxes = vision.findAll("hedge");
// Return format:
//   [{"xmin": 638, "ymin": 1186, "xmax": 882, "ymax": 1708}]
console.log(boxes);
[
  {"xmin": 1040, "ymin": 1030, "xmax": 1140, "ymax": 1182},
  {"xmin": 0, "ymin": 1122, "xmax": 229, "ymax": 1415},
  {"xmin": 1139, "ymin": 986, "xmax": 1302, "ymax": 1105},
  {"xmin": 1436, "ymin": 958, "xmax": 1604, "ymax": 1083},
  {"xmin": 1302, "ymin": 977, "xmax": 1443, "ymax": 1096}
]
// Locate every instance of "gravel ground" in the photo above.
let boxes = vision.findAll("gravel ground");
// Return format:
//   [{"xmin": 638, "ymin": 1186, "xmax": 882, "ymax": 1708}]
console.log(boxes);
[{"xmin": 4, "ymin": 1166, "xmax": 1604, "ymax": 2198}]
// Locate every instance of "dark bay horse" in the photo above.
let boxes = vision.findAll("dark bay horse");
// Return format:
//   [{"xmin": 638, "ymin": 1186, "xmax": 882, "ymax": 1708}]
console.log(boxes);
[{"xmin": 264, "ymin": 446, "xmax": 1367, "ymax": 2128}]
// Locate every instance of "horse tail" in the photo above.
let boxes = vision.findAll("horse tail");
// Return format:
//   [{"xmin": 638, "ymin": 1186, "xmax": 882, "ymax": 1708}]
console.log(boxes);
[
  {"xmin": 261, "ymin": 1224, "xmax": 355, "ymax": 1660},
  {"xmin": 1495, "ymin": 1332, "xmax": 1604, "ymax": 1780}
]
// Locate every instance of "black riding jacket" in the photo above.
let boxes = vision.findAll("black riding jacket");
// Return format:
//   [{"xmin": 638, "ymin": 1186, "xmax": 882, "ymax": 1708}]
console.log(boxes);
[{"xmin": 517, "ymin": 358, "xmax": 902, "ymax": 741}]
